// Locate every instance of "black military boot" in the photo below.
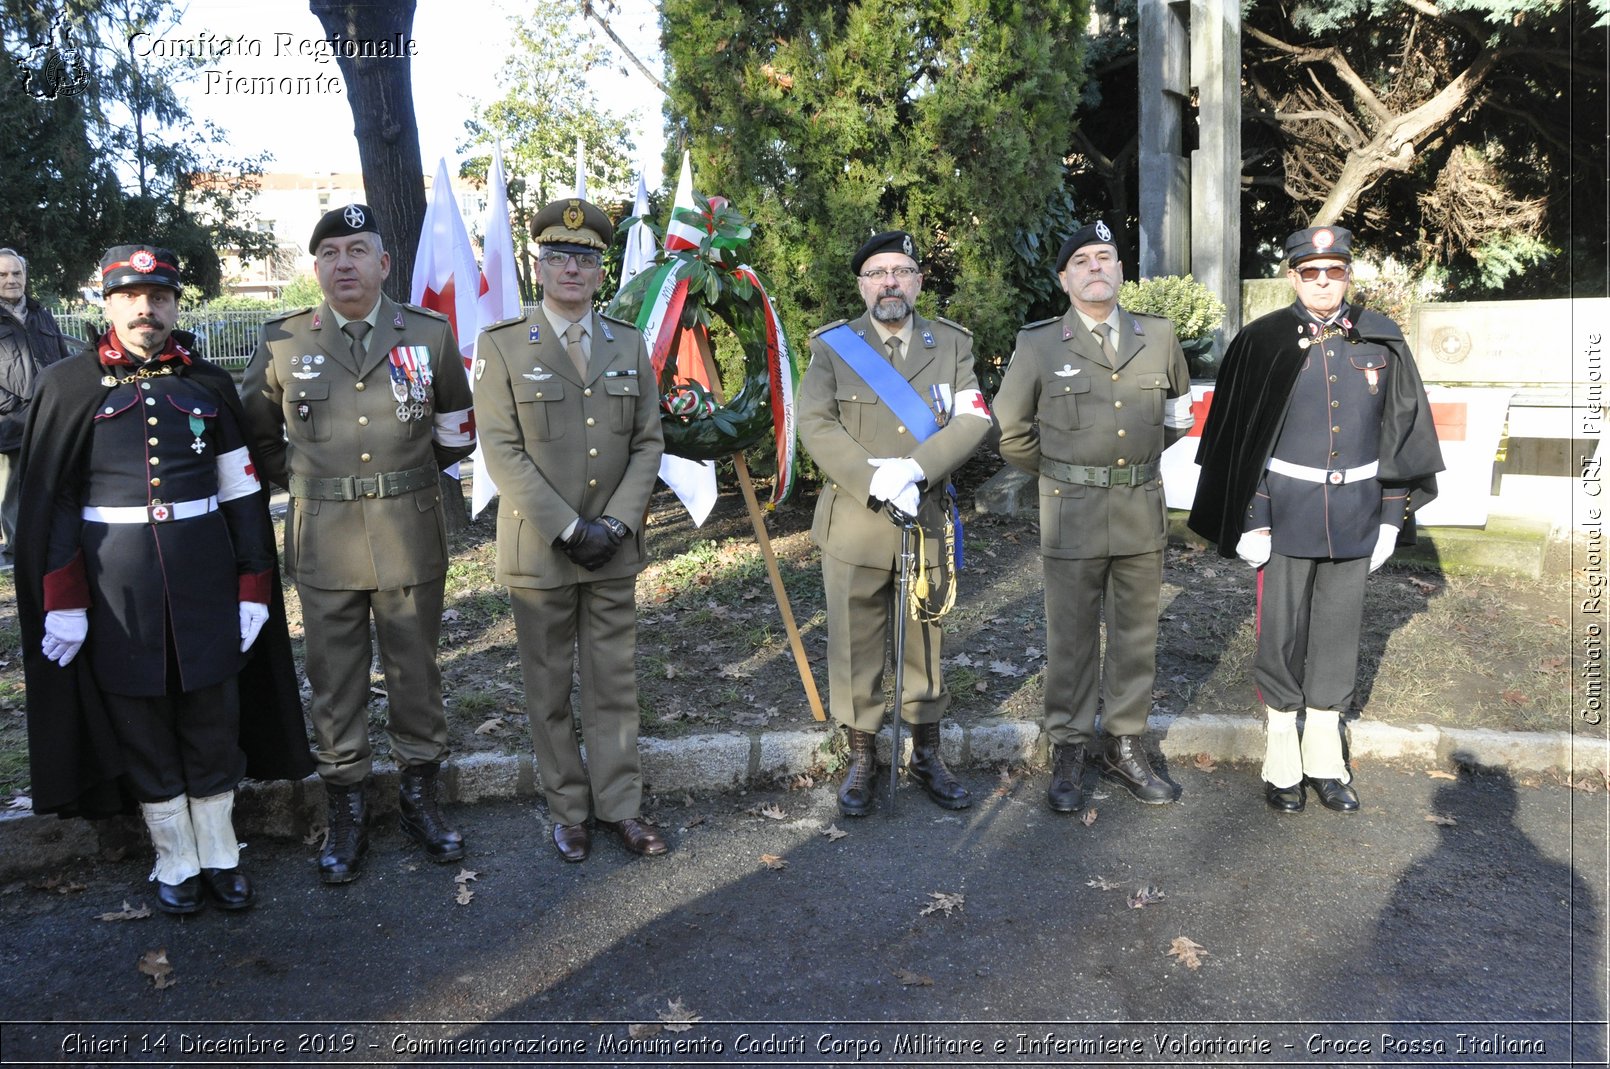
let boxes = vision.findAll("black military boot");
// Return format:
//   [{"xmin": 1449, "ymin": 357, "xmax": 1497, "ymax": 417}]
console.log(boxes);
[
  {"xmin": 907, "ymin": 722, "xmax": 972, "ymax": 810},
  {"xmin": 398, "ymin": 762, "xmax": 466, "ymax": 862},
  {"xmin": 1099, "ymin": 735, "xmax": 1175, "ymax": 804},
  {"xmin": 318, "ymin": 781, "xmax": 369, "ymax": 885},
  {"xmin": 1046, "ymin": 741, "xmax": 1090, "ymax": 812},
  {"xmin": 837, "ymin": 728, "xmax": 880, "ymax": 818}
]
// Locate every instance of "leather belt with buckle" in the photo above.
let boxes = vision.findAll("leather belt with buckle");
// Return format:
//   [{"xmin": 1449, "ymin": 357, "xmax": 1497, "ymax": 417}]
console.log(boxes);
[
  {"xmin": 288, "ymin": 464, "xmax": 439, "ymax": 501},
  {"xmin": 1039, "ymin": 457, "xmax": 1161, "ymax": 488},
  {"xmin": 82, "ymin": 496, "xmax": 219, "ymax": 524}
]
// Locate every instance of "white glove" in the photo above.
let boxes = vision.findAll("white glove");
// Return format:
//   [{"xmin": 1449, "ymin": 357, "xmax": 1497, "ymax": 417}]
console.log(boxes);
[
  {"xmin": 239, "ymin": 601, "xmax": 270, "ymax": 652},
  {"xmin": 42, "ymin": 609, "xmax": 88, "ymax": 667},
  {"xmin": 867, "ymin": 456, "xmax": 924, "ymax": 506},
  {"xmin": 1235, "ymin": 528, "xmax": 1272, "ymax": 569},
  {"xmin": 890, "ymin": 482, "xmax": 921, "ymax": 516},
  {"xmin": 1369, "ymin": 524, "xmax": 1398, "ymax": 572}
]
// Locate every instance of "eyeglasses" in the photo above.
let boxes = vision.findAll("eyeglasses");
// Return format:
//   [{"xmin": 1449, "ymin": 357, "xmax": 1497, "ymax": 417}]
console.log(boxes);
[
  {"xmin": 1295, "ymin": 265, "xmax": 1349, "ymax": 282},
  {"xmin": 859, "ymin": 266, "xmax": 920, "ymax": 281},
  {"xmin": 541, "ymin": 250, "xmax": 601, "ymax": 270}
]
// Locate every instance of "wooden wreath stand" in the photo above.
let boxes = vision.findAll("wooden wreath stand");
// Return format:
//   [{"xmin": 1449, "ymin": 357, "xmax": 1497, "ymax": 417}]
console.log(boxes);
[{"xmin": 687, "ymin": 328, "xmax": 826, "ymax": 722}]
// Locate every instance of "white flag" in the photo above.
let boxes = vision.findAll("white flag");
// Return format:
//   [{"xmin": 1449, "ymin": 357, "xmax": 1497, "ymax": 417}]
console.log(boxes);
[
  {"xmin": 468, "ymin": 144, "xmax": 523, "ymax": 517},
  {"xmin": 621, "ymin": 172, "xmax": 656, "ymax": 287}
]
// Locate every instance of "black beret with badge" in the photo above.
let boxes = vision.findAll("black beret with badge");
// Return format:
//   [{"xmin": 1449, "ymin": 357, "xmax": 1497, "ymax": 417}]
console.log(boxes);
[
  {"xmin": 1055, "ymin": 219, "xmax": 1122, "ymax": 272},
  {"xmin": 308, "ymin": 203, "xmax": 382, "ymax": 254},
  {"xmin": 850, "ymin": 230, "xmax": 919, "ymax": 275},
  {"xmin": 100, "ymin": 244, "xmax": 183, "ymax": 296},
  {"xmin": 531, "ymin": 197, "xmax": 614, "ymax": 252},
  {"xmin": 1284, "ymin": 224, "xmax": 1353, "ymax": 265}
]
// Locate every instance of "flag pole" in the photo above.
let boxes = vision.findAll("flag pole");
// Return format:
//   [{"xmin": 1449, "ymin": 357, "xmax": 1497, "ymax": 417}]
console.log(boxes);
[{"xmin": 691, "ymin": 328, "xmax": 826, "ymax": 722}]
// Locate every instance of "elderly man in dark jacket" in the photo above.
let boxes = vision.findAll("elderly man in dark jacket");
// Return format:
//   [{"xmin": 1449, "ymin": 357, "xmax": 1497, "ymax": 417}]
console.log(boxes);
[{"xmin": 0, "ymin": 248, "xmax": 74, "ymax": 567}]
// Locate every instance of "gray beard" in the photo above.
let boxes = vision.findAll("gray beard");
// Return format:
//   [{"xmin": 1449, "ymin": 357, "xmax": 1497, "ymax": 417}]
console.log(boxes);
[{"xmin": 871, "ymin": 296, "xmax": 911, "ymax": 324}]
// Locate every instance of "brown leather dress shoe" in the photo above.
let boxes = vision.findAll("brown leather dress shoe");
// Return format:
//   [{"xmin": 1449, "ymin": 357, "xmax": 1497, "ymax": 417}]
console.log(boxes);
[
  {"xmin": 552, "ymin": 822, "xmax": 591, "ymax": 863},
  {"xmin": 603, "ymin": 817, "xmax": 668, "ymax": 856}
]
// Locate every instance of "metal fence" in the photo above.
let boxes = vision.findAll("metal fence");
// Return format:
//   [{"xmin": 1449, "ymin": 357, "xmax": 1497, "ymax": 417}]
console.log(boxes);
[{"xmin": 56, "ymin": 308, "xmax": 272, "ymax": 373}]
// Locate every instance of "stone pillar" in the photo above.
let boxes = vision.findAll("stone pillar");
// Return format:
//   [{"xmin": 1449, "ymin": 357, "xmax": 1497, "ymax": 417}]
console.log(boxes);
[
  {"xmin": 1190, "ymin": 0, "xmax": 1242, "ymax": 337},
  {"xmin": 1138, "ymin": 0, "xmax": 1191, "ymax": 278}
]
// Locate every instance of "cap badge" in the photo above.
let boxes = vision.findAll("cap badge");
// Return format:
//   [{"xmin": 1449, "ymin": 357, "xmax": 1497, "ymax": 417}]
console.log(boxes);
[
  {"xmin": 129, "ymin": 249, "xmax": 155, "ymax": 273},
  {"xmin": 1313, "ymin": 228, "xmax": 1334, "ymax": 250},
  {"xmin": 1095, "ymin": 220, "xmax": 1113, "ymax": 242},
  {"xmin": 343, "ymin": 205, "xmax": 366, "ymax": 228},
  {"xmin": 900, "ymin": 234, "xmax": 914, "ymax": 257},
  {"xmin": 564, "ymin": 200, "xmax": 585, "ymax": 230}
]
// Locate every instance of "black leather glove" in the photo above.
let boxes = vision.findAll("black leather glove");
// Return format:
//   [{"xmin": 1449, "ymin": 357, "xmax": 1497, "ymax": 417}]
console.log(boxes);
[{"xmin": 556, "ymin": 518, "xmax": 623, "ymax": 571}]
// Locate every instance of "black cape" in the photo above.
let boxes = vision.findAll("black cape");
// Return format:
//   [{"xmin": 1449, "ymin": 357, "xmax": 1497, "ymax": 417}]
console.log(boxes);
[
  {"xmin": 1187, "ymin": 302, "xmax": 1445, "ymax": 558},
  {"xmin": 16, "ymin": 334, "xmax": 313, "ymax": 818}
]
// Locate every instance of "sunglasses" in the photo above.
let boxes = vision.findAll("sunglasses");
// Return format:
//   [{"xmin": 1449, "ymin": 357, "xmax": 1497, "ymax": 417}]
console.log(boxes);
[{"xmin": 1295, "ymin": 265, "xmax": 1349, "ymax": 282}]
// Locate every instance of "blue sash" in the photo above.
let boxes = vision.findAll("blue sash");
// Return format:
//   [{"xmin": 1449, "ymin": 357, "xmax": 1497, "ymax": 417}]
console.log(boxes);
[{"xmin": 818, "ymin": 323, "xmax": 964, "ymax": 569}]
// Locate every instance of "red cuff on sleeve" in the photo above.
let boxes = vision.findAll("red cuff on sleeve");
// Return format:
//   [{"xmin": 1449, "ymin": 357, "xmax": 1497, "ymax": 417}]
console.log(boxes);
[
  {"xmin": 238, "ymin": 570, "xmax": 272, "ymax": 605},
  {"xmin": 43, "ymin": 549, "xmax": 91, "ymax": 612}
]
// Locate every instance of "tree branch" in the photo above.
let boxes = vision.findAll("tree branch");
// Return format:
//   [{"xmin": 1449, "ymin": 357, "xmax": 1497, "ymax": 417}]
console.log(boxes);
[{"xmin": 582, "ymin": 1, "xmax": 668, "ymax": 95}]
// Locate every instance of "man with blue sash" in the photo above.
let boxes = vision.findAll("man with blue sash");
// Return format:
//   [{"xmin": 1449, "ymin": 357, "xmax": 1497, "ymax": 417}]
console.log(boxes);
[
  {"xmin": 995, "ymin": 221, "xmax": 1195, "ymax": 813},
  {"xmin": 798, "ymin": 230, "xmax": 994, "ymax": 817}
]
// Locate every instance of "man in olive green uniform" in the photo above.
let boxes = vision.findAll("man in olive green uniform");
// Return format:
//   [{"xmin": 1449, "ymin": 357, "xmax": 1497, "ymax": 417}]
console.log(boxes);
[
  {"xmin": 243, "ymin": 204, "xmax": 476, "ymax": 884},
  {"xmin": 995, "ymin": 220, "xmax": 1194, "ymax": 813},
  {"xmin": 473, "ymin": 198, "xmax": 667, "ymax": 863},
  {"xmin": 798, "ymin": 230, "xmax": 994, "ymax": 818}
]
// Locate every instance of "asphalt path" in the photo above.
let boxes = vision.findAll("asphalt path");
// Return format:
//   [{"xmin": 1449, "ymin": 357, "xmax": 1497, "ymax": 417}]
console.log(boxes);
[{"xmin": 0, "ymin": 762, "xmax": 1604, "ymax": 1068}]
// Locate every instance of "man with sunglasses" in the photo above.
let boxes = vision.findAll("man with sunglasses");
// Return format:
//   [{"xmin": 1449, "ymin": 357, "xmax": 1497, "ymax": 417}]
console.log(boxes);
[
  {"xmin": 474, "ymin": 197, "xmax": 667, "ymax": 862},
  {"xmin": 1189, "ymin": 225, "xmax": 1442, "ymax": 814}
]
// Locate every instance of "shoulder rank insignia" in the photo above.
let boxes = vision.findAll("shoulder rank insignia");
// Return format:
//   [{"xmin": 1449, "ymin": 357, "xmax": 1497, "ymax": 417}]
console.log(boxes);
[
  {"xmin": 529, "ymin": 324, "xmax": 541, "ymax": 343},
  {"xmin": 311, "ymin": 310, "xmax": 322, "ymax": 330},
  {"xmin": 473, "ymin": 358, "xmax": 486, "ymax": 382},
  {"xmin": 598, "ymin": 319, "xmax": 614, "ymax": 342},
  {"xmin": 394, "ymin": 308, "xmax": 406, "ymax": 328},
  {"xmin": 921, "ymin": 330, "xmax": 935, "ymax": 348},
  {"xmin": 809, "ymin": 318, "xmax": 848, "ymax": 339},
  {"xmin": 1131, "ymin": 317, "xmax": 1146, "ymax": 335}
]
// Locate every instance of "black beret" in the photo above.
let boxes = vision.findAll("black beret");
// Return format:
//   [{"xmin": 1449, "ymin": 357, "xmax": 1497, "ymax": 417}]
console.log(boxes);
[
  {"xmin": 1285, "ymin": 225, "xmax": 1353, "ymax": 264},
  {"xmin": 100, "ymin": 244, "xmax": 182, "ymax": 296},
  {"xmin": 851, "ymin": 230, "xmax": 918, "ymax": 275},
  {"xmin": 530, "ymin": 197, "xmax": 614, "ymax": 251},
  {"xmin": 309, "ymin": 203, "xmax": 381, "ymax": 254},
  {"xmin": 1055, "ymin": 219, "xmax": 1121, "ymax": 272}
]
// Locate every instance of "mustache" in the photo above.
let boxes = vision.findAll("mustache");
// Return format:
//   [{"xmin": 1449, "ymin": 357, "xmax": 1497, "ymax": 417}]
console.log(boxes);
[{"xmin": 127, "ymin": 317, "xmax": 165, "ymax": 328}]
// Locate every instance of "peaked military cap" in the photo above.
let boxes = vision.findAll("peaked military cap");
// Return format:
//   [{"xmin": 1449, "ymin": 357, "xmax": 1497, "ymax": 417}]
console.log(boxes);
[
  {"xmin": 531, "ymin": 197, "xmax": 613, "ymax": 252},
  {"xmin": 1285, "ymin": 225, "xmax": 1353, "ymax": 265},
  {"xmin": 1055, "ymin": 219, "xmax": 1122, "ymax": 272},
  {"xmin": 100, "ymin": 244, "xmax": 182, "ymax": 296},
  {"xmin": 309, "ymin": 203, "xmax": 381, "ymax": 254},
  {"xmin": 851, "ymin": 230, "xmax": 919, "ymax": 275}
]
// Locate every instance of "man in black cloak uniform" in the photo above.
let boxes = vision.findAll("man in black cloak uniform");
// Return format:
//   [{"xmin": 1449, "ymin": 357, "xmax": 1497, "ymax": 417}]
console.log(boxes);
[
  {"xmin": 1188, "ymin": 225, "xmax": 1443, "ymax": 814},
  {"xmin": 16, "ymin": 245, "xmax": 310, "ymax": 914}
]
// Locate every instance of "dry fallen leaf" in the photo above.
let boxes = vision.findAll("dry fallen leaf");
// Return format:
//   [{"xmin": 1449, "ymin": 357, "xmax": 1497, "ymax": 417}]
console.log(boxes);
[
  {"xmin": 659, "ymin": 998, "xmax": 701, "ymax": 1032},
  {"xmin": 788, "ymin": 773, "xmax": 816, "ymax": 790},
  {"xmin": 1540, "ymin": 655, "xmax": 1567, "ymax": 672},
  {"xmin": 989, "ymin": 660, "xmax": 1025, "ymax": 677},
  {"xmin": 7, "ymin": 795, "xmax": 31, "ymax": 811},
  {"xmin": 1192, "ymin": 753, "xmax": 1217, "ymax": 773},
  {"xmin": 303, "ymin": 826, "xmax": 326, "ymax": 846},
  {"xmin": 1406, "ymin": 576, "xmax": 1436, "ymax": 594},
  {"xmin": 455, "ymin": 868, "xmax": 479, "ymax": 884},
  {"xmin": 441, "ymin": 609, "xmax": 460, "ymax": 622},
  {"xmin": 474, "ymin": 716, "xmax": 506, "ymax": 736},
  {"xmin": 893, "ymin": 968, "xmax": 934, "ymax": 987},
  {"xmin": 759, "ymin": 853, "xmax": 788, "ymax": 870},
  {"xmin": 1128, "ymin": 885, "xmax": 1166, "ymax": 909},
  {"xmin": 1426, "ymin": 769, "xmax": 1458, "ymax": 780},
  {"xmin": 36, "ymin": 874, "xmax": 87, "ymax": 895},
  {"xmin": 1167, "ymin": 936, "xmax": 1208, "ymax": 970},
  {"xmin": 138, "ymin": 947, "xmax": 176, "ymax": 988},
  {"xmin": 1426, "ymin": 812, "xmax": 1458, "ymax": 826},
  {"xmin": 973, "ymin": 681, "xmax": 988, "ymax": 694},
  {"xmin": 992, "ymin": 768, "xmax": 1014, "ymax": 797},
  {"xmin": 919, "ymin": 891, "xmax": 965, "ymax": 917},
  {"xmin": 1086, "ymin": 876, "xmax": 1121, "ymax": 891},
  {"xmin": 1081, "ymin": 807, "xmax": 1098, "ymax": 828},
  {"xmin": 97, "ymin": 901, "xmax": 151, "ymax": 922},
  {"xmin": 1501, "ymin": 689, "xmax": 1529, "ymax": 707},
  {"xmin": 1572, "ymin": 777, "xmax": 1601, "ymax": 793},
  {"xmin": 822, "ymin": 824, "xmax": 848, "ymax": 841},
  {"xmin": 757, "ymin": 803, "xmax": 786, "ymax": 821},
  {"xmin": 455, "ymin": 886, "xmax": 475, "ymax": 906},
  {"xmin": 628, "ymin": 1023, "xmax": 662, "ymax": 1040}
]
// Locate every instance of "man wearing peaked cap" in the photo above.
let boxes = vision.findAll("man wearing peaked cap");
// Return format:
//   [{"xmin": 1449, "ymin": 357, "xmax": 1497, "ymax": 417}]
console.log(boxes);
[
  {"xmin": 995, "ymin": 218, "xmax": 1195, "ymax": 814},
  {"xmin": 473, "ymin": 196, "xmax": 668, "ymax": 862},
  {"xmin": 1189, "ymin": 224, "xmax": 1443, "ymax": 815},
  {"xmin": 15, "ymin": 243, "xmax": 310, "ymax": 914},
  {"xmin": 797, "ymin": 227, "xmax": 994, "ymax": 818},
  {"xmin": 243, "ymin": 205, "xmax": 477, "ymax": 884}
]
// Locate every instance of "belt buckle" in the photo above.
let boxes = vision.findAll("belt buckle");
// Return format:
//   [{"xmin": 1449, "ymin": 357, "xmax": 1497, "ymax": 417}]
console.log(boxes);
[
  {"xmin": 1327, "ymin": 469, "xmax": 1344, "ymax": 485},
  {"xmin": 1092, "ymin": 467, "xmax": 1111, "ymax": 488},
  {"xmin": 147, "ymin": 503, "xmax": 174, "ymax": 523}
]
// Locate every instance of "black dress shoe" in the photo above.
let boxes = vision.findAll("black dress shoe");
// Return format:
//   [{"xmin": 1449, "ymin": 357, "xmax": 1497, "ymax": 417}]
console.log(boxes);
[
  {"xmin": 1307, "ymin": 776, "xmax": 1361, "ymax": 812},
  {"xmin": 552, "ymin": 822, "xmax": 591, "ymax": 863},
  {"xmin": 156, "ymin": 875, "xmax": 204, "ymax": 915},
  {"xmin": 1265, "ymin": 781, "xmax": 1305, "ymax": 813},
  {"xmin": 1099, "ymin": 735, "xmax": 1175, "ymax": 804},
  {"xmin": 602, "ymin": 817, "xmax": 668, "ymax": 856},
  {"xmin": 200, "ymin": 867, "xmax": 255, "ymax": 910}
]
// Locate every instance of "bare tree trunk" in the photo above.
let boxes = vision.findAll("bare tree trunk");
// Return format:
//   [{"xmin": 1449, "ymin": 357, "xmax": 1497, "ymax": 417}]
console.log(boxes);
[{"xmin": 309, "ymin": 0, "xmax": 426, "ymax": 305}]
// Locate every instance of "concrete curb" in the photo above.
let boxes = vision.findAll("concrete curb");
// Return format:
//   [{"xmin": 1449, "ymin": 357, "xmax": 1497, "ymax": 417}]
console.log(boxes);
[{"xmin": 0, "ymin": 715, "xmax": 1602, "ymax": 881}]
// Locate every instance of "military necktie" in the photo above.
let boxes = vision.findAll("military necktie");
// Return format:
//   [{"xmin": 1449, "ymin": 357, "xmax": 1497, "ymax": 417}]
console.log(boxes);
[
  {"xmin": 1093, "ymin": 321, "xmax": 1117, "ymax": 364},
  {"xmin": 564, "ymin": 322, "xmax": 587, "ymax": 377},
  {"xmin": 886, "ymin": 335, "xmax": 903, "ymax": 362},
  {"xmin": 343, "ymin": 320, "xmax": 370, "ymax": 364}
]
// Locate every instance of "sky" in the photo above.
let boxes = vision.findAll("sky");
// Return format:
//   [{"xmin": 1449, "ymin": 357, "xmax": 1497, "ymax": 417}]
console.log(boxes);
[{"xmin": 162, "ymin": 0, "xmax": 669, "ymax": 188}]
